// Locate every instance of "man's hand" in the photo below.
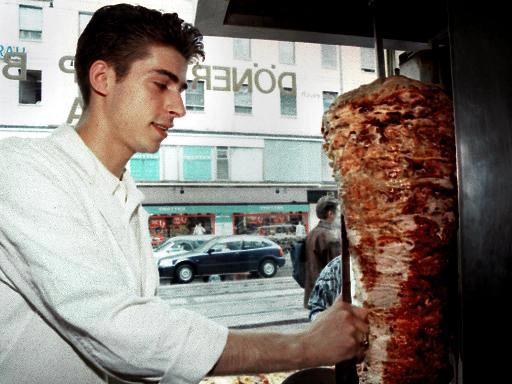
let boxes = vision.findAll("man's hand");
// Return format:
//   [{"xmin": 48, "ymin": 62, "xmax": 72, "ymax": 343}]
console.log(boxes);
[
  {"xmin": 210, "ymin": 298, "xmax": 368, "ymax": 376},
  {"xmin": 301, "ymin": 297, "xmax": 369, "ymax": 367}
]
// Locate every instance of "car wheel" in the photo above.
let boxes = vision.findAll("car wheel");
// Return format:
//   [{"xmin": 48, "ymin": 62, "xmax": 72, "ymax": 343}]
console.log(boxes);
[
  {"xmin": 175, "ymin": 264, "xmax": 194, "ymax": 284},
  {"xmin": 259, "ymin": 259, "xmax": 277, "ymax": 278}
]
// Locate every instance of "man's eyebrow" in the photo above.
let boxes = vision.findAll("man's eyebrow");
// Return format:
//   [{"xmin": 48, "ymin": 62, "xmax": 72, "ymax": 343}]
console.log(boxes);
[{"xmin": 153, "ymin": 69, "xmax": 188, "ymax": 91}]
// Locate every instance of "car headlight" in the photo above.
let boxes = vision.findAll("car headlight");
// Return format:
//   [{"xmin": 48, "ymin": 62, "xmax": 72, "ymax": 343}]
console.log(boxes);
[{"xmin": 158, "ymin": 258, "xmax": 177, "ymax": 268}]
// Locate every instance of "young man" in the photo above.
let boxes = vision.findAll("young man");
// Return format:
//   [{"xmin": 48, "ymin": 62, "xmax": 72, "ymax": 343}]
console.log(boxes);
[
  {"xmin": 0, "ymin": 4, "xmax": 368, "ymax": 384},
  {"xmin": 303, "ymin": 195, "xmax": 341, "ymax": 308}
]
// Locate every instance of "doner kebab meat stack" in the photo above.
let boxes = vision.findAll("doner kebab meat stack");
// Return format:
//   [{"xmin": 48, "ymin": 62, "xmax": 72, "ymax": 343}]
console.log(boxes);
[{"xmin": 322, "ymin": 76, "xmax": 457, "ymax": 384}]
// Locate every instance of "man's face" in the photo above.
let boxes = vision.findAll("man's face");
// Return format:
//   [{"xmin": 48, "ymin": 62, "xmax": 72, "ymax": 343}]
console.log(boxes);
[
  {"xmin": 104, "ymin": 44, "xmax": 188, "ymax": 155},
  {"xmin": 326, "ymin": 206, "xmax": 340, "ymax": 224}
]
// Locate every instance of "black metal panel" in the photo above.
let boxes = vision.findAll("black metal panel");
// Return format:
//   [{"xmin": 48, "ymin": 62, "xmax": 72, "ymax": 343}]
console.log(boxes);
[
  {"xmin": 196, "ymin": 0, "xmax": 447, "ymax": 50},
  {"xmin": 449, "ymin": 2, "xmax": 512, "ymax": 383},
  {"xmin": 225, "ymin": 0, "xmax": 448, "ymax": 44}
]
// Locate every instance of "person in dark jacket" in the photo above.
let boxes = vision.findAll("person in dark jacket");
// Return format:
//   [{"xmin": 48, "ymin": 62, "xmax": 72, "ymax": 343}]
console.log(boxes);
[{"xmin": 303, "ymin": 195, "xmax": 340, "ymax": 308}]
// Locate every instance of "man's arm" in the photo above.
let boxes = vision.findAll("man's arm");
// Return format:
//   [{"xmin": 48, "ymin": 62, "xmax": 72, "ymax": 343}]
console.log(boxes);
[{"xmin": 210, "ymin": 299, "xmax": 368, "ymax": 375}]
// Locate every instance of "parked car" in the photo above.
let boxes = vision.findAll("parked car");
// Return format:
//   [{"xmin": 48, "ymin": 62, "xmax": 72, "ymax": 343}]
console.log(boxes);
[
  {"xmin": 158, "ymin": 235, "xmax": 286, "ymax": 283},
  {"xmin": 153, "ymin": 234, "xmax": 217, "ymax": 264}
]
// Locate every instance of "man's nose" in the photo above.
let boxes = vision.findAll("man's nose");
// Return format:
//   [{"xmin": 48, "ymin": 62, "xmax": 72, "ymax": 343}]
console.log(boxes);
[{"xmin": 166, "ymin": 91, "xmax": 186, "ymax": 118}]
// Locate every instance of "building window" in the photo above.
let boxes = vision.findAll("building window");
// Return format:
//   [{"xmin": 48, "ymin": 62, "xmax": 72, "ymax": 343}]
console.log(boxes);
[
  {"xmin": 321, "ymin": 45, "xmax": 338, "ymax": 69},
  {"xmin": 19, "ymin": 70, "xmax": 42, "ymax": 104},
  {"xmin": 280, "ymin": 87, "xmax": 297, "ymax": 116},
  {"xmin": 279, "ymin": 41, "xmax": 295, "ymax": 65},
  {"xmin": 186, "ymin": 80, "xmax": 204, "ymax": 111},
  {"xmin": 183, "ymin": 146, "xmax": 212, "ymax": 181},
  {"xmin": 233, "ymin": 38, "xmax": 251, "ymax": 61},
  {"xmin": 79, "ymin": 12, "xmax": 93, "ymax": 35},
  {"xmin": 130, "ymin": 152, "xmax": 160, "ymax": 181},
  {"xmin": 234, "ymin": 84, "xmax": 252, "ymax": 114},
  {"xmin": 322, "ymin": 91, "xmax": 338, "ymax": 110},
  {"xmin": 216, "ymin": 146, "xmax": 229, "ymax": 180},
  {"xmin": 19, "ymin": 5, "xmax": 42, "ymax": 40},
  {"xmin": 361, "ymin": 47, "xmax": 376, "ymax": 72}
]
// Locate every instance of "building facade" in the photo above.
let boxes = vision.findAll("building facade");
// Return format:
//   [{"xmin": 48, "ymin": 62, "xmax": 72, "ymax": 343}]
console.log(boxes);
[{"xmin": 0, "ymin": 0, "xmax": 392, "ymax": 245}]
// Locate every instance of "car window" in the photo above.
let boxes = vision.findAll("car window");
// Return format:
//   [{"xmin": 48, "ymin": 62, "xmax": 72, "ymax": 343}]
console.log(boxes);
[
  {"xmin": 242, "ymin": 240, "xmax": 266, "ymax": 249},
  {"xmin": 169, "ymin": 241, "xmax": 185, "ymax": 249},
  {"xmin": 226, "ymin": 241, "xmax": 241, "ymax": 250},
  {"xmin": 210, "ymin": 239, "xmax": 242, "ymax": 252},
  {"xmin": 154, "ymin": 239, "xmax": 174, "ymax": 251},
  {"xmin": 179, "ymin": 242, "xmax": 193, "ymax": 251}
]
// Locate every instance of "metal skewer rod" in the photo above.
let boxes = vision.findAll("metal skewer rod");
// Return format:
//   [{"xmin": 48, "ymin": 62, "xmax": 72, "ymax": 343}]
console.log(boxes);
[
  {"xmin": 370, "ymin": 0, "xmax": 386, "ymax": 80},
  {"xmin": 335, "ymin": 214, "xmax": 358, "ymax": 384}
]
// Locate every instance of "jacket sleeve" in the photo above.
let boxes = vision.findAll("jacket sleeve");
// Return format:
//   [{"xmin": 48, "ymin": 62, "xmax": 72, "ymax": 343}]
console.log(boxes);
[{"xmin": 0, "ymin": 145, "xmax": 228, "ymax": 384}]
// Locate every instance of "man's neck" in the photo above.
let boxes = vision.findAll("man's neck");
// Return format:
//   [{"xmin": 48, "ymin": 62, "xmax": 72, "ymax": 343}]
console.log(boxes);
[
  {"xmin": 318, "ymin": 219, "xmax": 335, "ymax": 229},
  {"xmin": 75, "ymin": 114, "xmax": 132, "ymax": 179}
]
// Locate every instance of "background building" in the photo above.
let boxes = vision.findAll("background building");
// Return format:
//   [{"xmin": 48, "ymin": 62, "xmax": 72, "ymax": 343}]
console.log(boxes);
[{"xmin": 0, "ymin": 0, "xmax": 399, "ymax": 246}]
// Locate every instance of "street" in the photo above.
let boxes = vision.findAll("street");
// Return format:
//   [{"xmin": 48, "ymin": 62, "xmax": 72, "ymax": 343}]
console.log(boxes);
[{"xmin": 158, "ymin": 257, "xmax": 310, "ymax": 333}]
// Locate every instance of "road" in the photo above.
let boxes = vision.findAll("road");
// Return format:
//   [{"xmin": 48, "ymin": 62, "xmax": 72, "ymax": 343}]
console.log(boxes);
[{"xmin": 158, "ymin": 257, "xmax": 310, "ymax": 333}]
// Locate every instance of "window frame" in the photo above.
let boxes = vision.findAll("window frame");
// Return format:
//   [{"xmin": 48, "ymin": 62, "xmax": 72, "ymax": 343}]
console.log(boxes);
[
  {"xmin": 280, "ymin": 87, "xmax": 297, "ymax": 116},
  {"xmin": 19, "ymin": 69, "xmax": 42, "ymax": 105},
  {"xmin": 78, "ymin": 11, "xmax": 93, "ymax": 36},
  {"xmin": 19, "ymin": 5, "xmax": 43, "ymax": 41},
  {"xmin": 234, "ymin": 84, "xmax": 252, "ymax": 114},
  {"xmin": 216, "ymin": 146, "xmax": 230, "ymax": 181},
  {"xmin": 322, "ymin": 91, "xmax": 338, "ymax": 111},
  {"xmin": 233, "ymin": 38, "xmax": 251, "ymax": 61},
  {"xmin": 361, "ymin": 47, "xmax": 376, "ymax": 72},
  {"xmin": 321, "ymin": 44, "xmax": 338, "ymax": 69},
  {"xmin": 185, "ymin": 80, "xmax": 205, "ymax": 112},
  {"xmin": 279, "ymin": 41, "xmax": 296, "ymax": 65}
]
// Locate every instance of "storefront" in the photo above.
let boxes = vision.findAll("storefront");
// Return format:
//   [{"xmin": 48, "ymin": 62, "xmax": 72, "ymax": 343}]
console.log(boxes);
[{"xmin": 144, "ymin": 203, "xmax": 309, "ymax": 246}]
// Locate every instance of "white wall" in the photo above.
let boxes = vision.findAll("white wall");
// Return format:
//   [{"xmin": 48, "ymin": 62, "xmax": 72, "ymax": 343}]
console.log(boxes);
[
  {"xmin": 161, "ymin": 146, "xmax": 180, "ymax": 180},
  {"xmin": 230, "ymin": 147, "xmax": 263, "ymax": 182}
]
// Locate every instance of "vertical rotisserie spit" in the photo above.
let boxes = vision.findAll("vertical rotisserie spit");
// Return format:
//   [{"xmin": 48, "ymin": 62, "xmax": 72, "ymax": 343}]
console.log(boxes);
[{"xmin": 322, "ymin": 76, "xmax": 457, "ymax": 384}]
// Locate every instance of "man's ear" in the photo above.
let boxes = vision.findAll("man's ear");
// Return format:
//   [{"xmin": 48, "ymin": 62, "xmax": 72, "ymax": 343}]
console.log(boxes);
[{"xmin": 89, "ymin": 60, "xmax": 114, "ymax": 97}]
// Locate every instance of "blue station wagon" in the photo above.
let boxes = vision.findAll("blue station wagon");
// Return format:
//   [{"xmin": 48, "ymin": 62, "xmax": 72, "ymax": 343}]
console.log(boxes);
[{"xmin": 158, "ymin": 235, "xmax": 285, "ymax": 283}]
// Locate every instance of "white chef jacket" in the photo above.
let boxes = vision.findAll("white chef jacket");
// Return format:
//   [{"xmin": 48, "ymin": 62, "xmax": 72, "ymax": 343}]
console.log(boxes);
[{"xmin": 0, "ymin": 125, "xmax": 228, "ymax": 384}]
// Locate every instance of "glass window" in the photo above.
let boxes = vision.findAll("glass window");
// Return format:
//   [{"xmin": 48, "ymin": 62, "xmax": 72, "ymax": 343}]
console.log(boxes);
[
  {"xmin": 361, "ymin": 47, "xmax": 376, "ymax": 72},
  {"xmin": 216, "ymin": 146, "xmax": 229, "ymax": 180},
  {"xmin": 79, "ymin": 12, "xmax": 93, "ymax": 35},
  {"xmin": 234, "ymin": 84, "xmax": 252, "ymax": 114},
  {"xmin": 280, "ymin": 87, "xmax": 297, "ymax": 116},
  {"xmin": 322, "ymin": 91, "xmax": 338, "ymax": 110},
  {"xmin": 321, "ymin": 44, "xmax": 338, "ymax": 69},
  {"xmin": 19, "ymin": 70, "xmax": 42, "ymax": 104},
  {"xmin": 176, "ymin": 241, "xmax": 193, "ymax": 251},
  {"xmin": 186, "ymin": 80, "xmax": 204, "ymax": 111},
  {"xmin": 233, "ymin": 38, "xmax": 251, "ymax": 60},
  {"xmin": 243, "ymin": 240, "xmax": 267, "ymax": 249},
  {"xmin": 212, "ymin": 238, "xmax": 242, "ymax": 252},
  {"xmin": 19, "ymin": 5, "xmax": 42, "ymax": 40},
  {"xmin": 279, "ymin": 41, "xmax": 295, "ymax": 65},
  {"xmin": 183, "ymin": 146, "xmax": 212, "ymax": 181},
  {"xmin": 129, "ymin": 152, "xmax": 160, "ymax": 181}
]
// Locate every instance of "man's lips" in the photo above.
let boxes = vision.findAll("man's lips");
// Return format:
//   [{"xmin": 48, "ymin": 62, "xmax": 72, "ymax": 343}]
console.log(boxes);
[
  {"xmin": 153, "ymin": 122, "xmax": 172, "ymax": 131},
  {"xmin": 152, "ymin": 122, "xmax": 172, "ymax": 138}
]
